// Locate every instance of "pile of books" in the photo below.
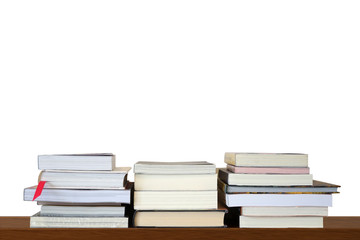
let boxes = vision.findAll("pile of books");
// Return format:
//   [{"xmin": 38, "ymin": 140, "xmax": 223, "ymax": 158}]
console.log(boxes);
[
  {"xmin": 218, "ymin": 153, "xmax": 340, "ymax": 228},
  {"xmin": 133, "ymin": 161, "xmax": 226, "ymax": 227},
  {"xmin": 23, "ymin": 154, "xmax": 132, "ymax": 228}
]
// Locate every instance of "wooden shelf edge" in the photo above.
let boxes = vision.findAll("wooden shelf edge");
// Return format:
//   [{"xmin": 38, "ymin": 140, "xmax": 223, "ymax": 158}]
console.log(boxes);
[{"xmin": 1, "ymin": 217, "xmax": 360, "ymax": 240}]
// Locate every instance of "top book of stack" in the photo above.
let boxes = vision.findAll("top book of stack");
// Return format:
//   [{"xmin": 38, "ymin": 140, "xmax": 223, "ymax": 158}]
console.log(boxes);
[
  {"xmin": 225, "ymin": 153, "xmax": 308, "ymax": 167},
  {"xmin": 134, "ymin": 161, "xmax": 216, "ymax": 174},
  {"xmin": 38, "ymin": 153, "xmax": 115, "ymax": 171}
]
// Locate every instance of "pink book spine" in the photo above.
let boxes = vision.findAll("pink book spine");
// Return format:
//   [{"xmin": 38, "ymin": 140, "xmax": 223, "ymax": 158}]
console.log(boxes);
[{"xmin": 226, "ymin": 165, "xmax": 310, "ymax": 174}]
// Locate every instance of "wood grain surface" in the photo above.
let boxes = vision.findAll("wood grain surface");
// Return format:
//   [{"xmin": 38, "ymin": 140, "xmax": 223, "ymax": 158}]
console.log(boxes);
[{"xmin": 1, "ymin": 217, "xmax": 360, "ymax": 240}]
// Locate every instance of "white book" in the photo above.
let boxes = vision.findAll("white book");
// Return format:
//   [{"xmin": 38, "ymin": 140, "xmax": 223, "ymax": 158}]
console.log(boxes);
[
  {"xmin": 220, "ymin": 191, "xmax": 332, "ymax": 207},
  {"xmin": 38, "ymin": 153, "xmax": 115, "ymax": 171},
  {"xmin": 39, "ymin": 167, "xmax": 130, "ymax": 189},
  {"xmin": 241, "ymin": 206, "xmax": 328, "ymax": 216},
  {"xmin": 40, "ymin": 206, "xmax": 125, "ymax": 217},
  {"xmin": 134, "ymin": 161, "xmax": 216, "ymax": 174},
  {"xmin": 134, "ymin": 191, "xmax": 217, "ymax": 210},
  {"xmin": 24, "ymin": 187, "xmax": 131, "ymax": 204},
  {"xmin": 218, "ymin": 169, "xmax": 313, "ymax": 186},
  {"xmin": 134, "ymin": 174, "xmax": 217, "ymax": 191},
  {"xmin": 225, "ymin": 153, "xmax": 308, "ymax": 167},
  {"xmin": 240, "ymin": 216, "xmax": 323, "ymax": 228},
  {"xmin": 30, "ymin": 213, "xmax": 128, "ymax": 228}
]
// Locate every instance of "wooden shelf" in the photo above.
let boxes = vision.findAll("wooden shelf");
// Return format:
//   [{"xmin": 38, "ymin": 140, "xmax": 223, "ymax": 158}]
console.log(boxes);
[{"xmin": 1, "ymin": 217, "xmax": 360, "ymax": 240}]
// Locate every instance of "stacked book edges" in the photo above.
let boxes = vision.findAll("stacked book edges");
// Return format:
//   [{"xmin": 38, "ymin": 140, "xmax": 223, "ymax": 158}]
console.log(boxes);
[
  {"xmin": 133, "ymin": 161, "xmax": 226, "ymax": 227},
  {"xmin": 220, "ymin": 152, "xmax": 340, "ymax": 228},
  {"xmin": 24, "ymin": 153, "xmax": 132, "ymax": 228}
]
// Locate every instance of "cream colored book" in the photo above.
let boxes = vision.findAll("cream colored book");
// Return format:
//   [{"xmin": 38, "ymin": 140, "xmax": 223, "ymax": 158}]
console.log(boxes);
[
  {"xmin": 240, "ymin": 216, "xmax": 323, "ymax": 228},
  {"xmin": 134, "ymin": 191, "xmax": 217, "ymax": 210},
  {"xmin": 134, "ymin": 174, "xmax": 217, "ymax": 190},
  {"xmin": 134, "ymin": 161, "xmax": 216, "ymax": 174},
  {"xmin": 241, "ymin": 206, "xmax": 328, "ymax": 216},
  {"xmin": 134, "ymin": 210, "xmax": 226, "ymax": 227},
  {"xmin": 225, "ymin": 153, "xmax": 308, "ymax": 167}
]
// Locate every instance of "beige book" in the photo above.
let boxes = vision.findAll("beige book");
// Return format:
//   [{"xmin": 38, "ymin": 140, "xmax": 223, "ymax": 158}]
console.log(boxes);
[
  {"xmin": 134, "ymin": 174, "xmax": 217, "ymax": 190},
  {"xmin": 225, "ymin": 152, "xmax": 308, "ymax": 167}
]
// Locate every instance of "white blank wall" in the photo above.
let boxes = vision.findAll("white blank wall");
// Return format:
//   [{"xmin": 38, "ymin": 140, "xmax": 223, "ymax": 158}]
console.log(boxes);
[{"xmin": 0, "ymin": 1, "xmax": 359, "ymax": 216}]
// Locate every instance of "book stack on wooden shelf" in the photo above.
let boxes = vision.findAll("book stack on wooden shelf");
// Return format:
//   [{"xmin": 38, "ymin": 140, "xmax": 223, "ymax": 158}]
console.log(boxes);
[
  {"xmin": 133, "ymin": 161, "xmax": 226, "ymax": 227},
  {"xmin": 23, "ymin": 154, "xmax": 132, "ymax": 228},
  {"xmin": 218, "ymin": 153, "xmax": 340, "ymax": 228}
]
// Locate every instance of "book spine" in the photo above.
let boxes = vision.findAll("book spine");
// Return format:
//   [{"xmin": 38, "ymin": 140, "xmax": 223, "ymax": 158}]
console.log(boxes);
[{"xmin": 218, "ymin": 170, "xmax": 229, "ymax": 185}]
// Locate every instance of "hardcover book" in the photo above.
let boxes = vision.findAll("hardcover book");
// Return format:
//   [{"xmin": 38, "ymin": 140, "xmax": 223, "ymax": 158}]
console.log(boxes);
[
  {"xmin": 218, "ymin": 179, "xmax": 340, "ymax": 194},
  {"xmin": 219, "ymin": 190, "xmax": 332, "ymax": 207}
]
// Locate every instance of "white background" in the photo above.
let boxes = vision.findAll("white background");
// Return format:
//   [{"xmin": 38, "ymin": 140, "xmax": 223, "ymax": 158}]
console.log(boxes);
[{"xmin": 0, "ymin": 1, "xmax": 359, "ymax": 216}]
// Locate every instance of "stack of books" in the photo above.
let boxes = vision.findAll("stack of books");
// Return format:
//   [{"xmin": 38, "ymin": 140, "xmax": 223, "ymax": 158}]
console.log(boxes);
[
  {"xmin": 133, "ymin": 161, "xmax": 226, "ymax": 227},
  {"xmin": 23, "ymin": 153, "xmax": 132, "ymax": 228},
  {"xmin": 218, "ymin": 152, "xmax": 340, "ymax": 228}
]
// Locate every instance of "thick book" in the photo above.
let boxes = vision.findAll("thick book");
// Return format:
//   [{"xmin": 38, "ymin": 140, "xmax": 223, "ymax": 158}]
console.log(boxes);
[
  {"xmin": 218, "ymin": 179, "xmax": 340, "ymax": 193},
  {"xmin": 227, "ymin": 165, "xmax": 310, "ymax": 174},
  {"xmin": 40, "ymin": 206, "xmax": 125, "ymax": 217},
  {"xmin": 30, "ymin": 213, "xmax": 128, "ymax": 228},
  {"xmin": 39, "ymin": 167, "xmax": 130, "ymax": 189},
  {"xmin": 134, "ymin": 209, "xmax": 227, "ymax": 227},
  {"xmin": 134, "ymin": 161, "xmax": 216, "ymax": 174},
  {"xmin": 225, "ymin": 153, "xmax": 308, "ymax": 167},
  {"xmin": 134, "ymin": 174, "xmax": 217, "ymax": 191},
  {"xmin": 38, "ymin": 153, "xmax": 115, "ymax": 171},
  {"xmin": 239, "ymin": 216, "xmax": 323, "ymax": 228},
  {"xmin": 218, "ymin": 169, "xmax": 313, "ymax": 186},
  {"xmin": 134, "ymin": 191, "xmax": 217, "ymax": 210},
  {"xmin": 219, "ymin": 190, "xmax": 332, "ymax": 207},
  {"xmin": 24, "ymin": 186, "xmax": 131, "ymax": 204},
  {"xmin": 241, "ymin": 206, "xmax": 328, "ymax": 217}
]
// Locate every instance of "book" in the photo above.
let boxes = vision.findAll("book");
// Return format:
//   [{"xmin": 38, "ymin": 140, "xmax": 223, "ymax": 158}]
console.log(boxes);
[
  {"xmin": 227, "ymin": 165, "xmax": 310, "ymax": 174},
  {"xmin": 134, "ymin": 161, "xmax": 216, "ymax": 174},
  {"xmin": 219, "ymin": 179, "xmax": 340, "ymax": 194},
  {"xmin": 241, "ymin": 206, "xmax": 328, "ymax": 216},
  {"xmin": 218, "ymin": 169, "xmax": 313, "ymax": 186},
  {"xmin": 30, "ymin": 213, "xmax": 128, "ymax": 228},
  {"xmin": 219, "ymin": 190, "xmax": 332, "ymax": 207},
  {"xmin": 224, "ymin": 153, "xmax": 308, "ymax": 167},
  {"xmin": 38, "ymin": 153, "xmax": 115, "ymax": 171},
  {"xmin": 40, "ymin": 206, "xmax": 126, "ymax": 217},
  {"xmin": 134, "ymin": 191, "xmax": 217, "ymax": 210},
  {"xmin": 218, "ymin": 179, "xmax": 340, "ymax": 194},
  {"xmin": 134, "ymin": 174, "xmax": 217, "ymax": 191},
  {"xmin": 24, "ymin": 186, "xmax": 131, "ymax": 204},
  {"xmin": 39, "ymin": 167, "xmax": 130, "ymax": 189},
  {"xmin": 239, "ymin": 216, "xmax": 323, "ymax": 228},
  {"xmin": 134, "ymin": 209, "xmax": 227, "ymax": 227}
]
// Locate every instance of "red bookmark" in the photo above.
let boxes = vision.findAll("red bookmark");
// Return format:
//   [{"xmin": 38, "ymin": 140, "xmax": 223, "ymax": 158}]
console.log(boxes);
[{"xmin": 32, "ymin": 181, "xmax": 46, "ymax": 201}]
